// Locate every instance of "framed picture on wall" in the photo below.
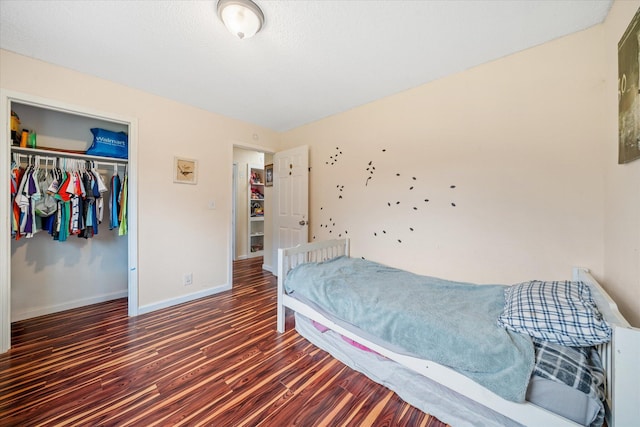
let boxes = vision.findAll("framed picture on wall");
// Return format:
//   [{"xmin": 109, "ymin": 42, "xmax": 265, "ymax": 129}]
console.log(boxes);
[
  {"xmin": 174, "ymin": 156, "xmax": 198, "ymax": 184},
  {"xmin": 618, "ymin": 8, "xmax": 640, "ymax": 164},
  {"xmin": 265, "ymin": 163, "xmax": 273, "ymax": 187}
]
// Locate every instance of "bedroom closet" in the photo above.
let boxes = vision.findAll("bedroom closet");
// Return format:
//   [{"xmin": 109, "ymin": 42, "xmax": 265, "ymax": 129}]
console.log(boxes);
[{"xmin": 1, "ymin": 91, "xmax": 138, "ymax": 353}]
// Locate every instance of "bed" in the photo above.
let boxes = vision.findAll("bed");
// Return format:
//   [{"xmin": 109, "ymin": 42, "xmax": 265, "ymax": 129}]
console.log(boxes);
[{"xmin": 276, "ymin": 238, "xmax": 639, "ymax": 427}]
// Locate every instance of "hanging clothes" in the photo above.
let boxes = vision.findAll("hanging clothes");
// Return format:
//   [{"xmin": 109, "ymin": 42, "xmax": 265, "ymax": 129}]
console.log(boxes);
[
  {"xmin": 79, "ymin": 168, "xmax": 95, "ymax": 239},
  {"xmin": 10, "ymin": 157, "xmax": 24, "ymax": 240},
  {"xmin": 14, "ymin": 161, "xmax": 40, "ymax": 238},
  {"xmin": 109, "ymin": 171, "xmax": 121, "ymax": 230},
  {"xmin": 118, "ymin": 173, "xmax": 128, "ymax": 236},
  {"xmin": 34, "ymin": 164, "xmax": 57, "ymax": 218},
  {"xmin": 45, "ymin": 166, "xmax": 63, "ymax": 239},
  {"xmin": 69, "ymin": 169, "xmax": 85, "ymax": 236},
  {"xmin": 53, "ymin": 169, "xmax": 72, "ymax": 242},
  {"xmin": 10, "ymin": 153, "xmax": 127, "ymax": 242},
  {"xmin": 91, "ymin": 164, "xmax": 108, "ymax": 224}
]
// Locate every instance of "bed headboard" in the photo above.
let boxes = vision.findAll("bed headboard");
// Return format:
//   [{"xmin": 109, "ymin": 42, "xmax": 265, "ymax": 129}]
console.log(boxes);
[
  {"xmin": 276, "ymin": 239, "xmax": 350, "ymax": 333},
  {"xmin": 572, "ymin": 268, "xmax": 640, "ymax": 427},
  {"xmin": 278, "ymin": 238, "xmax": 350, "ymax": 276}
]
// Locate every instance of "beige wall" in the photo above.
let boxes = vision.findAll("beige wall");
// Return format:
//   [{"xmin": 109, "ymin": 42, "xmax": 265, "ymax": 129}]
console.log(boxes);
[
  {"xmin": 1, "ymin": 49, "xmax": 279, "ymax": 310},
  {"xmin": 602, "ymin": 1, "xmax": 640, "ymax": 327},
  {"xmin": 281, "ymin": 2, "xmax": 640, "ymax": 327}
]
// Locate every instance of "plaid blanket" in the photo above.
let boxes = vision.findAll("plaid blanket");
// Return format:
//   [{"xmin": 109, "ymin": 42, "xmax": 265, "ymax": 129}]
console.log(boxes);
[{"xmin": 532, "ymin": 339, "xmax": 605, "ymax": 427}]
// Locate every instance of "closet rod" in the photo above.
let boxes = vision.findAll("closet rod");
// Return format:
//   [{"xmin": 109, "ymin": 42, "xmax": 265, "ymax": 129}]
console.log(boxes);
[
  {"xmin": 11, "ymin": 146, "xmax": 128, "ymax": 165},
  {"xmin": 13, "ymin": 152, "xmax": 126, "ymax": 170},
  {"xmin": 15, "ymin": 153, "xmax": 127, "ymax": 170}
]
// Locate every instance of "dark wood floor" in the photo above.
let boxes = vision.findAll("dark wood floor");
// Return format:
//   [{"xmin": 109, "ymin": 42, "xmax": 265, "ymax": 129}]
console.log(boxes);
[{"xmin": 0, "ymin": 257, "xmax": 447, "ymax": 426}]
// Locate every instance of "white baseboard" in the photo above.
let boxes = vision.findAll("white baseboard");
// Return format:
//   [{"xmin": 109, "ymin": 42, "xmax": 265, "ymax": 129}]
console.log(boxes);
[
  {"xmin": 138, "ymin": 284, "xmax": 231, "ymax": 316},
  {"xmin": 11, "ymin": 290, "xmax": 128, "ymax": 322},
  {"xmin": 13, "ymin": 285, "xmax": 234, "ymax": 322},
  {"xmin": 262, "ymin": 263, "xmax": 273, "ymax": 273},
  {"xmin": 236, "ymin": 255, "xmax": 248, "ymax": 260}
]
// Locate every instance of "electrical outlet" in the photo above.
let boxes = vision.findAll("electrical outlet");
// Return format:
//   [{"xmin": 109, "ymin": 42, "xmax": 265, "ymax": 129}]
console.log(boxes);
[{"xmin": 183, "ymin": 273, "xmax": 193, "ymax": 286}]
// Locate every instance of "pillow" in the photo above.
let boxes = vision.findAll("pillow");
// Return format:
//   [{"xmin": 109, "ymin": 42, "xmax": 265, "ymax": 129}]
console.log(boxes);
[
  {"xmin": 497, "ymin": 281, "xmax": 611, "ymax": 347},
  {"xmin": 86, "ymin": 128, "xmax": 128, "ymax": 159}
]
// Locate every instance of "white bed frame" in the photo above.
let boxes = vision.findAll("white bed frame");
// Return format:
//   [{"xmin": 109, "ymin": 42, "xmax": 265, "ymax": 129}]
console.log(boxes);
[{"xmin": 277, "ymin": 238, "xmax": 640, "ymax": 427}]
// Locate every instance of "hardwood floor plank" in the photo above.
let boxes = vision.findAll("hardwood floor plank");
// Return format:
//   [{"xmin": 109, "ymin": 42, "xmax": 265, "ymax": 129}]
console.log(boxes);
[
  {"xmin": 0, "ymin": 257, "xmax": 448, "ymax": 426},
  {"xmin": 196, "ymin": 376, "xmax": 288, "ymax": 427},
  {"xmin": 2, "ymin": 379, "xmax": 104, "ymax": 426},
  {"xmin": 128, "ymin": 378, "xmax": 232, "ymax": 427},
  {"xmin": 49, "ymin": 384, "xmax": 160, "ymax": 427}
]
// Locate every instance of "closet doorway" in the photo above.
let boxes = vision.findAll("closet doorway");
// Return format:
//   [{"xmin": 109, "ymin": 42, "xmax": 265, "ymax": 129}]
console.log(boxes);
[
  {"xmin": 232, "ymin": 146, "xmax": 273, "ymax": 273},
  {"xmin": 0, "ymin": 90, "xmax": 138, "ymax": 354}
]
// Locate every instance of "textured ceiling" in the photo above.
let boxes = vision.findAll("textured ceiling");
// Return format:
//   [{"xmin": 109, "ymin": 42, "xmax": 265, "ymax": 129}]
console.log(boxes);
[{"xmin": 0, "ymin": 0, "xmax": 613, "ymax": 131}]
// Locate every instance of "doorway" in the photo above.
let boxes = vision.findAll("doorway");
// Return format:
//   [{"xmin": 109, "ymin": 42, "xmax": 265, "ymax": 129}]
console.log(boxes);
[
  {"xmin": 232, "ymin": 146, "xmax": 273, "ymax": 272},
  {"xmin": 230, "ymin": 144, "xmax": 309, "ymax": 286}
]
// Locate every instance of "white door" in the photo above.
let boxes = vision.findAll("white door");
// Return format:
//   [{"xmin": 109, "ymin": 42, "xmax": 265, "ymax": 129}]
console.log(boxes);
[{"xmin": 272, "ymin": 145, "xmax": 309, "ymax": 271}]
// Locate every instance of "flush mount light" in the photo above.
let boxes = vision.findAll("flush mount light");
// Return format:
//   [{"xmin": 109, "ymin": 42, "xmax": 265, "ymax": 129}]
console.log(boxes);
[{"xmin": 217, "ymin": 0, "xmax": 264, "ymax": 40}]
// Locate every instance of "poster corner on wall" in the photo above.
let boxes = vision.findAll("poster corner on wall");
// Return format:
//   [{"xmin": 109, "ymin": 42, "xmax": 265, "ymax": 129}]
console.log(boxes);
[
  {"xmin": 618, "ymin": 7, "xmax": 640, "ymax": 165},
  {"xmin": 265, "ymin": 163, "xmax": 273, "ymax": 187}
]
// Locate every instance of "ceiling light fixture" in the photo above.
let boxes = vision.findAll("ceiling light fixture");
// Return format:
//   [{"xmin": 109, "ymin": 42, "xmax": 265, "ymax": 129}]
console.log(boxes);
[{"xmin": 217, "ymin": 0, "xmax": 264, "ymax": 40}]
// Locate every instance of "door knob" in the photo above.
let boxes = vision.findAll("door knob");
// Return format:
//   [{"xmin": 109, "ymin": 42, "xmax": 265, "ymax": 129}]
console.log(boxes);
[{"xmin": 299, "ymin": 220, "xmax": 308, "ymax": 226}]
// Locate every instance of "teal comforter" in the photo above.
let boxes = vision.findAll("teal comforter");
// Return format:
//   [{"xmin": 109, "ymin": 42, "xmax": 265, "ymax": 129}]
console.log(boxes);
[{"xmin": 285, "ymin": 256, "xmax": 534, "ymax": 402}]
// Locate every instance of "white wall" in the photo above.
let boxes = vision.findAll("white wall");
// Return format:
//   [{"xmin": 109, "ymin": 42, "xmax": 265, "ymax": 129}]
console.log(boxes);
[
  {"xmin": 1, "ymin": 49, "xmax": 279, "ymax": 314},
  {"xmin": 11, "ymin": 226, "xmax": 127, "ymax": 321}
]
